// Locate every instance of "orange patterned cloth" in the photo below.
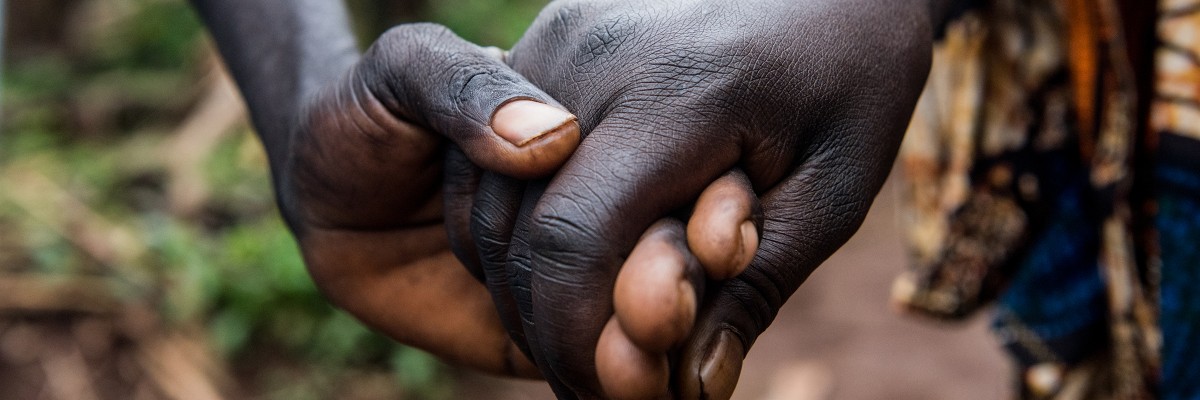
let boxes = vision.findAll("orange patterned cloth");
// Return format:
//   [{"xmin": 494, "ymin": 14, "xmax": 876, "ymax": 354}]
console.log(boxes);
[{"xmin": 891, "ymin": 0, "xmax": 1200, "ymax": 397}]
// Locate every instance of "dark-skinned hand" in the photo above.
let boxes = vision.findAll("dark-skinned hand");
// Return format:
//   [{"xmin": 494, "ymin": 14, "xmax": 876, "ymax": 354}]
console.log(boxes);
[
  {"xmin": 456, "ymin": 0, "xmax": 953, "ymax": 397},
  {"xmin": 196, "ymin": 0, "xmax": 766, "ymax": 385},
  {"xmin": 272, "ymin": 24, "xmax": 585, "ymax": 377}
]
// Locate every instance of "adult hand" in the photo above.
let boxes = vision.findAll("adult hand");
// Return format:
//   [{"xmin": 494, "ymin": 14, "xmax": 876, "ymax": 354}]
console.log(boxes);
[
  {"xmin": 466, "ymin": 0, "xmax": 948, "ymax": 396},
  {"xmin": 195, "ymin": 0, "xmax": 586, "ymax": 374},
  {"xmin": 285, "ymin": 23, "xmax": 587, "ymax": 376}
]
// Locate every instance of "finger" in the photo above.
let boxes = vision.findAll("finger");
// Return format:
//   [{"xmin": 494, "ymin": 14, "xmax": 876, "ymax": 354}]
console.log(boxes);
[
  {"xmin": 441, "ymin": 25, "xmax": 511, "ymax": 243},
  {"xmin": 522, "ymin": 114, "xmax": 741, "ymax": 396},
  {"xmin": 603, "ymin": 174, "xmax": 756, "ymax": 397},
  {"xmin": 676, "ymin": 301, "xmax": 744, "ymax": 400},
  {"xmin": 359, "ymin": 23, "xmax": 580, "ymax": 179},
  {"xmin": 595, "ymin": 318, "xmax": 670, "ymax": 400},
  {"xmin": 613, "ymin": 219, "xmax": 704, "ymax": 353},
  {"xmin": 444, "ymin": 144, "xmax": 485, "ymax": 280},
  {"xmin": 677, "ymin": 121, "xmax": 900, "ymax": 399},
  {"xmin": 503, "ymin": 180, "xmax": 583, "ymax": 397},
  {"xmin": 300, "ymin": 226, "xmax": 540, "ymax": 378},
  {"xmin": 467, "ymin": 157, "xmax": 607, "ymax": 398},
  {"xmin": 289, "ymin": 24, "xmax": 580, "ymax": 232},
  {"xmin": 687, "ymin": 169, "xmax": 763, "ymax": 280},
  {"xmin": 470, "ymin": 171, "xmax": 535, "ymax": 360}
]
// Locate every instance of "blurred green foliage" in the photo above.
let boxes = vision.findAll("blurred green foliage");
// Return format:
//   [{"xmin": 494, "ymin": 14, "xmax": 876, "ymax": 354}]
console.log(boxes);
[
  {"xmin": 424, "ymin": 0, "xmax": 547, "ymax": 47},
  {"xmin": 93, "ymin": 0, "xmax": 205, "ymax": 71},
  {"xmin": 345, "ymin": 0, "xmax": 545, "ymax": 48},
  {"xmin": 1, "ymin": 0, "xmax": 547, "ymax": 398}
]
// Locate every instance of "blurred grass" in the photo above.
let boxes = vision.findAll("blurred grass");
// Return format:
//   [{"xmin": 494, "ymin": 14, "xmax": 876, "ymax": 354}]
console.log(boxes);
[{"xmin": 1, "ymin": 0, "xmax": 546, "ymax": 398}]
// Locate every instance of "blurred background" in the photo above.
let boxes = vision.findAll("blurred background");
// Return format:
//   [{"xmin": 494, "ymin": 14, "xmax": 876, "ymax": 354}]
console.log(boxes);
[{"xmin": 0, "ymin": 0, "xmax": 1012, "ymax": 399}]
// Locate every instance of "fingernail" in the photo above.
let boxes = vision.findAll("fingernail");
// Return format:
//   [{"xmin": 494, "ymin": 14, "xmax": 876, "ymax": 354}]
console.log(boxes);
[
  {"xmin": 735, "ymin": 220, "xmax": 759, "ymax": 276},
  {"xmin": 491, "ymin": 100, "xmax": 577, "ymax": 147},
  {"xmin": 699, "ymin": 330, "xmax": 744, "ymax": 400}
]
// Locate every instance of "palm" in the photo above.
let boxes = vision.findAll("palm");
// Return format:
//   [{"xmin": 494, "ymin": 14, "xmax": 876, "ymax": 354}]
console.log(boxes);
[{"xmin": 283, "ymin": 70, "xmax": 537, "ymax": 377}]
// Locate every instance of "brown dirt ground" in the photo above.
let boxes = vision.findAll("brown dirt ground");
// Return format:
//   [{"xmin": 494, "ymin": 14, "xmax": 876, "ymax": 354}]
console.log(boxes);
[{"xmin": 456, "ymin": 175, "xmax": 1014, "ymax": 400}]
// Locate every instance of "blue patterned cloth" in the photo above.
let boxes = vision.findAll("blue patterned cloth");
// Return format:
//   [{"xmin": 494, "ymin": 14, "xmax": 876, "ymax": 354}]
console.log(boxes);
[
  {"xmin": 896, "ymin": 2, "xmax": 1196, "ymax": 397},
  {"xmin": 993, "ymin": 180, "xmax": 1107, "ymax": 368},
  {"xmin": 1157, "ymin": 160, "xmax": 1200, "ymax": 399}
]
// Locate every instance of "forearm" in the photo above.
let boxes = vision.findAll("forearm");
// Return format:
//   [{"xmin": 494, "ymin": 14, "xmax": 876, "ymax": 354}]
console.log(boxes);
[{"xmin": 190, "ymin": 0, "xmax": 359, "ymax": 164}]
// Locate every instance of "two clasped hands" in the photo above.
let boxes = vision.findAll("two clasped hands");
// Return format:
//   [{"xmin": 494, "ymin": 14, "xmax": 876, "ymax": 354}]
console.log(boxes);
[{"xmin": 195, "ymin": 0, "xmax": 955, "ymax": 398}]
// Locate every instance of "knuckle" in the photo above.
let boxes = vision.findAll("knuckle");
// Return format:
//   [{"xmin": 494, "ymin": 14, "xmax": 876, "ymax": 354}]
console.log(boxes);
[
  {"xmin": 367, "ymin": 24, "xmax": 459, "ymax": 82},
  {"xmin": 531, "ymin": 205, "xmax": 602, "ymax": 251},
  {"xmin": 469, "ymin": 201, "xmax": 507, "ymax": 238},
  {"xmin": 541, "ymin": 0, "xmax": 609, "ymax": 32},
  {"xmin": 361, "ymin": 24, "xmax": 445, "ymax": 97},
  {"xmin": 374, "ymin": 23, "xmax": 529, "ymax": 125},
  {"xmin": 445, "ymin": 62, "xmax": 523, "ymax": 123},
  {"xmin": 470, "ymin": 200, "xmax": 518, "ymax": 261},
  {"xmin": 528, "ymin": 196, "xmax": 609, "ymax": 270},
  {"xmin": 471, "ymin": 221, "xmax": 510, "ymax": 262},
  {"xmin": 471, "ymin": 222, "xmax": 510, "ymax": 266},
  {"xmin": 721, "ymin": 275, "xmax": 783, "ymax": 339},
  {"xmin": 571, "ymin": 13, "xmax": 640, "ymax": 68},
  {"xmin": 377, "ymin": 23, "xmax": 453, "ymax": 51}
]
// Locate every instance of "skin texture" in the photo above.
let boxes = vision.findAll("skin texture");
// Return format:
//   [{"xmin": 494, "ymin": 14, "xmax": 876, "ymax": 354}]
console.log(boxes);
[
  {"xmin": 600, "ymin": 172, "xmax": 762, "ymax": 399},
  {"xmin": 595, "ymin": 318, "xmax": 670, "ymax": 400},
  {"xmin": 191, "ymin": 0, "xmax": 759, "ymax": 384},
  {"xmin": 688, "ymin": 171, "xmax": 764, "ymax": 280},
  {"xmin": 459, "ymin": 0, "xmax": 949, "ymax": 397},
  {"xmin": 612, "ymin": 219, "xmax": 705, "ymax": 354},
  {"xmin": 190, "ymin": 0, "xmax": 587, "ymax": 377},
  {"xmin": 192, "ymin": 0, "xmax": 957, "ymax": 397}
]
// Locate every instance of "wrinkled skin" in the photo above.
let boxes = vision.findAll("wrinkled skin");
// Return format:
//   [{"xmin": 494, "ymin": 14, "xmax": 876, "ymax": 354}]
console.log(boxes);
[
  {"xmin": 282, "ymin": 24, "xmax": 585, "ymax": 378},
  {"xmin": 459, "ymin": 0, "xmax": 943, "ymax": 397},
  {"xmin": 195, "ymin": 0, "xmax": 755, "ymax": 384},
  {"xmin": 196, "ymin": 0, "xmax": 952, "ymax": 397},
  {"xmin": 193, "ymin": 0, "xmax": 588, "ymax": 378}
]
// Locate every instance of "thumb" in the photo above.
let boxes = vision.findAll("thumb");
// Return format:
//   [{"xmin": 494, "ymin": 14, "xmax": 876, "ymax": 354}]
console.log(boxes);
[
  {"xmin": 676, "ymin": 124, "xmax": 895, "ymax": 399},
  {"xmin": 357, "ymin": 23, "xmax": 580, "ymax": 179}
]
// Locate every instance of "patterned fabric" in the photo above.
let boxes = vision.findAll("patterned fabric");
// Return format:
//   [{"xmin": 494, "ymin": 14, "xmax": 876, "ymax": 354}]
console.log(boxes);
[
  {"xmin": 1155, "ymin": 2, "xmax": 1200, "ymax": 398},
  {"xmin": 1157, "ymin": 159, "xmax": 1200, "ymax": 399},
  {"xmin": 892, "ymin": 0, "xmax": 1200, "ymax": 398}
]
